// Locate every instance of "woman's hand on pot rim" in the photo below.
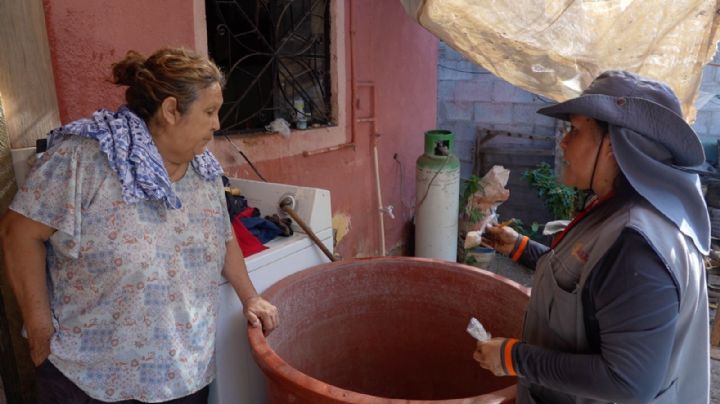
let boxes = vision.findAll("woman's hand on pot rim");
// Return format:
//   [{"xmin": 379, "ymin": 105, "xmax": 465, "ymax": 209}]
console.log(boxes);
[{"xmin": 244, "ymin": 296, "xmax": 279, "ymax": 336}]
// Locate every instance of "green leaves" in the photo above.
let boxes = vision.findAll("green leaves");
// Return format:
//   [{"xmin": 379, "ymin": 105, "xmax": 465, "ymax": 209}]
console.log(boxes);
[
  {"xmin": 460, "ymin": 174, "xmax": 485, "ymax": 224},
  {"xmin": 510, "ymin": 218, "xmax": 542, "ymax": 240},
  {"xmin": 522, "ymin": 162, "xmax": 578, "ymax": 220},
  {"xmin": 469, "ymin": 207, "xmax": 484, "ymax": 224}
]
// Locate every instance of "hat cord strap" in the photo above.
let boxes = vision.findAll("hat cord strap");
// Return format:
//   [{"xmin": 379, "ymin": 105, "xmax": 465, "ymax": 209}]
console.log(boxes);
[{"xmin": 585, "ymin": 132, "xmax": 607, "ymax": 205}]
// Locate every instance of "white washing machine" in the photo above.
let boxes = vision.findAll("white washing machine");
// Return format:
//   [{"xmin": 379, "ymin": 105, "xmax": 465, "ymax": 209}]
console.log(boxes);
[{"xmin": 209, "ymin": 178, "xmax": 333, "ymax": 404}]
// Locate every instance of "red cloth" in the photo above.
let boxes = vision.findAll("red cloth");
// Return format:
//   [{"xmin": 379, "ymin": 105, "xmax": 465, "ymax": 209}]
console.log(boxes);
[
  {"xmin": 231, "ymin": 215, "xmax": 267, "ymax": 257},
  {"xmin": 239, "ymin": 207, "xmax": 258, "ymax": 218}
]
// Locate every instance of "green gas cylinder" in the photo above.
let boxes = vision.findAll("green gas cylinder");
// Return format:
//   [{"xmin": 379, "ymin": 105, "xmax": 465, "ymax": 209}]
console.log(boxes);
[{"xmin": 415, "ymin": 129, "xmax": 460, "ymax": 261}]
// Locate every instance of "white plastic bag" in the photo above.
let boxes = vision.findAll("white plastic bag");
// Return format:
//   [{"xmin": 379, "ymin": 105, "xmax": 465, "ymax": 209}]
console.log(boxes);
[
  {"xmin": 466, "ymin": 317, "xmax": 491, "ymax": 342},
  {"xmin": 462, "ymin": 165, "xmax": 510, "ymax": 249},
  {"xmin": 265, "ymin": 118, "xmax": 291, "ymax": 138}
]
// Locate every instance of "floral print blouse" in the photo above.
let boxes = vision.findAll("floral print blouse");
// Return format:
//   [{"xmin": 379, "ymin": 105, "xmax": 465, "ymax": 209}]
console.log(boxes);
[{"xmin": 11, "ymin": 136, "xmax": 233, "ymax": 402}]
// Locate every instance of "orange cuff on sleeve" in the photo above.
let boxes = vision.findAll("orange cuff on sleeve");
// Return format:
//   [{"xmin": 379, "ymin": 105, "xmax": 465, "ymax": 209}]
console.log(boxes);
[
  {"xmin": 502, "ymin": 338, "xmax": 519, "ymax": 376},
  {"xmin": 511, "ymin": 236, "xmax": 529, "ymax": 262}
]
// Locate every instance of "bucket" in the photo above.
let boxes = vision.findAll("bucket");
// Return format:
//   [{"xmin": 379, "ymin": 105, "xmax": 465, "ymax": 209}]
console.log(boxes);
[{"xmin": 467, "ymin": 247, "xmax": 496, "ymax": 269}]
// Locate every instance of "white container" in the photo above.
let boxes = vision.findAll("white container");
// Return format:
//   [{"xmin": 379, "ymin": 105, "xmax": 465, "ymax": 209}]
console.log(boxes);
[
  {"xmin": 293, "ymin": 97, "xmax": 307, "ymax": 129},
  {"xmin": 467, "ymin": 246, "xmax": 495, "ymax": 269}
]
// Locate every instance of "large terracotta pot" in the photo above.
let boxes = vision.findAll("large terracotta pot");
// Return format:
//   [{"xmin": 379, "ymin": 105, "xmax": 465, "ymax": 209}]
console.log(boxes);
[{"xmin": 248, "ymin": 257, "xmax": 530, "ymax": 403}]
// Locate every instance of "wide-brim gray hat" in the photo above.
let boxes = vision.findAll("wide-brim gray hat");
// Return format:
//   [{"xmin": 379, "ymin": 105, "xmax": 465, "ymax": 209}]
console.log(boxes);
[
  {"xmin": 537, "ymin": 70, "xmax": 704, "ymax": 166},
  {"xmin": 537, "ymin": 70, "xmax": 709, "ymax": 254}
]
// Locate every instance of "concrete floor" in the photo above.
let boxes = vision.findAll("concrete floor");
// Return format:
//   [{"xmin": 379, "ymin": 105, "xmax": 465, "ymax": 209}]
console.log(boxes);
[{"xmin": 481, "ymin": 255, "xmax": 720, "ymax": 403}]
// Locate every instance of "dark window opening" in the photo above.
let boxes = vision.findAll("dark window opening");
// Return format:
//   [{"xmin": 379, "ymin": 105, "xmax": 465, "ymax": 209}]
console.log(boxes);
[{"xmin": 206, "ymin": 0, "xmax": 333, "ymax": 135}]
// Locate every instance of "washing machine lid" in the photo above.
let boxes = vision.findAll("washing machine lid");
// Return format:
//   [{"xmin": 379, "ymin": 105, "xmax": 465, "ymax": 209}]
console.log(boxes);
[{"xmin": 220, "ymin": 228, "xmax": 333, "ymax": 286}]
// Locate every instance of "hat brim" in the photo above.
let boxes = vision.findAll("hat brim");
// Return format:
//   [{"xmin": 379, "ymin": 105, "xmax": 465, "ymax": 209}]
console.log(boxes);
[{"xmin": 537, "ymin": 94, "xmax": 704, "ymax": 167}]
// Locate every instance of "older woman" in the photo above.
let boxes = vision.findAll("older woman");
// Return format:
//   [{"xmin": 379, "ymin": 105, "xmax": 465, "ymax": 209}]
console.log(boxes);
[
  {"xmin": 0, "ymin": 48, "xmax": 278, "ymax": 403},
  {"xmin": 477, "ymin": 71, "xmax": 710, "ymax": 403}
]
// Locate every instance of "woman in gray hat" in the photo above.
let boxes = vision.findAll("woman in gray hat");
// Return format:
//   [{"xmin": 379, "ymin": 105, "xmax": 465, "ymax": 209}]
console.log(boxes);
[{"xmin": 476, "ymin": 70, "xmax": 710, "ymax": 403}]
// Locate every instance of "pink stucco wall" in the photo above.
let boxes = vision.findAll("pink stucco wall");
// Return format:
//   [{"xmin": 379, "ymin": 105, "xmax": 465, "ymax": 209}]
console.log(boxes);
[
  {"xmin": 43, "ymin": 0, "xmax": 197, "ymax": 121},
  {"xmin": 42, "ymin": 0, "xmax": 438, "ymax": 258},
  {"xmin": 222, "ymin": 1, "xmax": 438, "ymax": 257}
]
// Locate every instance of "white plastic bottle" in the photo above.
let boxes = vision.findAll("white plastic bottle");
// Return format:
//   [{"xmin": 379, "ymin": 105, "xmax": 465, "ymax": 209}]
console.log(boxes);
[{"xmin": 293, "ymin": 97, "xmax": 307, "ymax": 129}]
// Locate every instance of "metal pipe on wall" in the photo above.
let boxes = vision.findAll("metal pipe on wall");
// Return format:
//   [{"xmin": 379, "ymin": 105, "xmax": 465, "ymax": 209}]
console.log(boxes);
[{"xmin": 373, "ymin": 133, "xmax": 386, "ymax": 256}]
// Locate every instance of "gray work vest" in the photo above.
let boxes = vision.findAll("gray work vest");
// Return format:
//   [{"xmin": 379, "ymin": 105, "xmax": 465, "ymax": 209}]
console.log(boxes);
[{"xmin": 517, "ymin": 198, "xmax": 709, "ymax": 404}]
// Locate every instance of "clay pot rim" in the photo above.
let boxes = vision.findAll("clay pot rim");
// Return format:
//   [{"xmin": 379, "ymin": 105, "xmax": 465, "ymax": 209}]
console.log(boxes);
[
  {"xmin": 262, "ymin": 256, "xmax": 530, "ymax": 300},
  {"xmin": 247, "ymin": 256, "xmax": 526, "ymax": 403}
]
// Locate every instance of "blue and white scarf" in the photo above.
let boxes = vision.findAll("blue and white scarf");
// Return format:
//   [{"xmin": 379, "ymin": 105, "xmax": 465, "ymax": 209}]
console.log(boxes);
[{"xmin": 47, "ymin": 105, "xmax": 223, "ymax": 209}]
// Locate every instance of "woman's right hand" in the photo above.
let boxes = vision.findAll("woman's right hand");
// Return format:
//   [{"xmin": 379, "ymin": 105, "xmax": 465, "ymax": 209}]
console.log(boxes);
[
  {"xmin": 27, "ymin": 328, "xmax": 53, "ymax": 366},
  {"xmin": 483, "ymin": 225, "xmax": 520, "ymax": 256},
  {"xmin": 243, "ymin": 296, "xmax": 279, "ymax": 336}
]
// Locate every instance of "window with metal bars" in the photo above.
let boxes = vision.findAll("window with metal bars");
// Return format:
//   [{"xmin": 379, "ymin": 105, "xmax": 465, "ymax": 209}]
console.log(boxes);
[{"xmin": 206, "ymin": 0, "xmax": 333, "ymax": 135}]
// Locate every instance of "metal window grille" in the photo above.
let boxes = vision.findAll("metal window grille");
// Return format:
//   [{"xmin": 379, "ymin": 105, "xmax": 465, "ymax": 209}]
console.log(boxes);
[{"xmin": 206, "ymin": 0, "xmax": 332, "ymax": 135}]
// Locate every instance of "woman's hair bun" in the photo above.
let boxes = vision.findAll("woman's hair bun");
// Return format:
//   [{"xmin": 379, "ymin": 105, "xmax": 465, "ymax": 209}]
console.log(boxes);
[
  {"xmin": 111, "ymin": 50, "xmax": 147, "ymax": 87},
  {"xmin": 109, "ymin": 48, "xmax": 224, "ymax": 121}
]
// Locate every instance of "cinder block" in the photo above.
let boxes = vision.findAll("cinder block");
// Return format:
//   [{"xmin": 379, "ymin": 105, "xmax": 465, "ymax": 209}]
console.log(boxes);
[
  {"xmin": 474, "ymin": 102, "xmax": 513, "ymax": 125},
  {"xmin": 437, "ymin": 81, "xmax": 456, "ymax": 101},
  {"xmin": 486, "ymin": 123, "xmax": 536, "ymax": 136},
  {"xmin": 534, "ymin": 94, "xmax": 557, "ymax": 105},
  {"xmin": 439, "ymin": 60, "xmax": 485, "ymax": 77},
  {"xmin": 439, "ymin": 42, "xmax": 465, "ymax": 61},
  {"xmin": 455, "ymin": 139, "xmax": 476, "ymax": 161},
  {"xmin": 710, "ymin": 111, "xmax": 720, "ymax": 136},
  {"xmin": 491, "ymin": 80, "xmax": 518, "ymax": 103},
  {"xmin": 438, "ymin": 41, "xmax": 450, "ymax": 56},
  {"xmin": 692, "ymin": 111, "xmax": 712, "ymax": 135},
  {"xmin": 440, "ymin": 101, "xmax": 474, "ymax": 121},
  {"xmin": 454, "ymin": 80, "xmax": 493, "ymax": 101},
  {"xmin": 438, "ymin": 64, "xmax": 474, "ymax": 81},
  {"xmin": 442, "ymin": 122, "xmax": 476, "ymax": 143},
  {"xmin": 700, "ymin": 67, "xmax": 715, "ymax": 86},
  {"xmin": 512, "ymin": 104, "xmax": 545, "ymax": 125},
  {"xmin": 457, "ymin": 60, "xmax": 484, "ymax": 72},
  {"xmin": 513, "ymin": 88, "xmax": 538, "ymax": 104},
  {"xmin": 533, "ymin": 124, "xmax": 559, "ymax": 137}
]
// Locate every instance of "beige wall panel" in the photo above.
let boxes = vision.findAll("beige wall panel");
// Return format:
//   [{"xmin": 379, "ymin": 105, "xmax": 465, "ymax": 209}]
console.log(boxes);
[
  {"xmin": 0, "ymin": 0, "xmax": 59, "ymax": 402},
  {"xmin": 0, "ymin": 92, "xmax": 35, "ymax": 404},
  {"xmin": 0, "ymin": 0, "xmax": 60, "ymax": 148}
]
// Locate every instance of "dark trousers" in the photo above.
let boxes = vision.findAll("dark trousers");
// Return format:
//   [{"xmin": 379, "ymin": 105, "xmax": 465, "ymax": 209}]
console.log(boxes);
[{"xmin": 35, "ymin": 360, "xmax": 209, "ymax": 404}]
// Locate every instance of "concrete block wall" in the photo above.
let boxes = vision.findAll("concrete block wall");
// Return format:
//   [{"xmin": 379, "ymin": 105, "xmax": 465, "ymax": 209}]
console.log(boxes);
[
  {"xmin": 437, "ymin": 42, "xmax": 558, "ymax": 229},
  {"xmin": 694, "ymin": 49, "xmax": 720, "ymax": 142},
  {"xmin": 439, "ymin": 41, "xmax": 720, "ymax": 176},
  {"xmin": 437, "ymin": 42, "xmax": 559, "ymax": 179},
  {"xmin": 437, "ymin": 40, "xmax": 720, "ymax": 237}
]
